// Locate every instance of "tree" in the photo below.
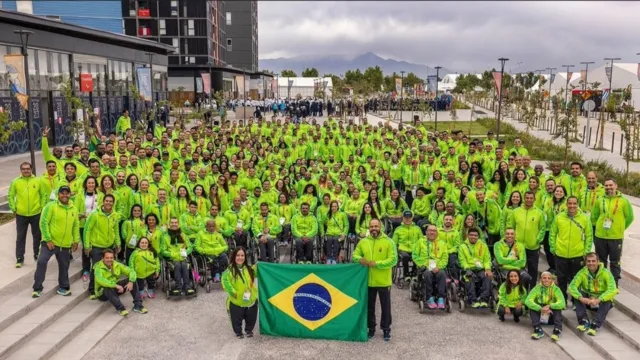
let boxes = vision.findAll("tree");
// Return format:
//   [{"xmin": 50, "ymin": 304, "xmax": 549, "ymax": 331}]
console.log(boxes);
[
  {"xmin": 363, "ymin": 66, "xmax": 384, "ymax": 93},
  {"xmin": 383, "ymin": 72, "xmax": 398, "ymax": 92},
  {"xmin": 404, "ymin": 72, "xmax": 423, "ymax": 89},
  {"xmin": 301, "ymin": 67, "xmax": 319, "ymax": 77},
  {"xmin": 261, "ymin": 69, "xmax": 275, "ymax": 75},
  {"xmin": 61, "ymin": 79, "xmax": 93, "ymax": 145},
  {"xmin": 0, "ymin": 106, "xmax": 25, "ymax": 145},
  {"xmin": 280, "ymin": 69, "xmax": 297, "ymax": 77}
]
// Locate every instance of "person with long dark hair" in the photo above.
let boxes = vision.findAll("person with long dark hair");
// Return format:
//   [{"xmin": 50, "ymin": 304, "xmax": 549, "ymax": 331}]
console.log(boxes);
[
  {"xmin": 497, "ymin": 270, "xmax": 527, "ymax": 323},
  {"xmin": 221, "ymin": 247, "xmax": 258, "ymax": 339}
]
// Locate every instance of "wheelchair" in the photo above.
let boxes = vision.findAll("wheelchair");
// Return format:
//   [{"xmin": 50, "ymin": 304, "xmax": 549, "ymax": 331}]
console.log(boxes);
[
  {"xmin": 456, "ymin": 269, "xmax": 497, "ymax": 312},
  {"xmin": 409, "ymin": 267, "xmax": 453, "ymax": 313},
  {"xmin": 392, "ymin": 254, "xmax": 416, "ymax": 289},
  {"xmin": 159, "ymin": 256, "xmax": 199, "ymax": 299},
  {"xmin": 319, "ymin": 235, "xmax": 350, "ymax": 264},
  {"xmin": 290, "ymin": 236, "xmax": 321, "ymax": 264},
  {"xmin": 250, "ymin": 231, "xmax": 281, "ymax": 264},
  {"xmin": 192, "ymin": 252, "xmax": 230, "ymax": 293}
]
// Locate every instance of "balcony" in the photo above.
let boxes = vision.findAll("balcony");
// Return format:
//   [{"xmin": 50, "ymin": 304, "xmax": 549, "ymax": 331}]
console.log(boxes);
[{"xmin": 138, "ymin": 8, "xmax": 151, "ymax": 17}]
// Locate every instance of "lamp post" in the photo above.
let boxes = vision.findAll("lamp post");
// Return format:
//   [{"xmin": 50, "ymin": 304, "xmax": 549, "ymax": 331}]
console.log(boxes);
[
  {"xmin": 496, "ymin": 57, "xmax": 509, "ymax": 139},
  {"xmin": 434, "ymin": 66, "xmax": 442, "ymax": 130},
  {"xmin": 14, "ymin": 30, "xmax": 36, "ymax": 174},
  {"xmin": 399, "ymin": 70, "xmax": 405, "ymax": 124},
  {"xmin": 561, "ymin": 64, "xmax": 574, "ymax": 114},
  {"xmin": 546, "ymin": 67, "xmax": 556, "ymax": 129},
  {"xmin": 602, "ymin": 57, "xmax": 621, "ymax": 142},
  {"xmin": 580, "ymin": 61, "xmax": 594, "ymax": 140},
  {"xmin": 144, "ymin": 52, "xmax": 155, "ymax": 130}
]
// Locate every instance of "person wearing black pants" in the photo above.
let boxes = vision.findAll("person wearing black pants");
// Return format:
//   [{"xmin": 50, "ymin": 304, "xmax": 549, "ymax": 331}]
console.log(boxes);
[
  {"xmin": 497, "ymin": 305, "xmax": 524, "ymax": 322},
  {"xmin": 94, "ymin": 249, "xmax": 146, "ymax": 315},
  {"xmin": 295, "ymin": 237, "xmax": 314, "ymax": 263},
  {"xmin": 16, "ymin": 214, "xmax": 42, "ymax": 264},
  {"xmin": 367, "ymin": 286, "xmax": 391, "ymax": 328},
  {"xmin": 594, "ymin": 238, "xmax": 623, "ymax": 284},
  {"xmin": 541, "ymin": 231, "xmax": 556, "ymax": 273},
  {"xmin": 229, "ymin": 303, "xmax": 258, "ymax": 337},
  {"xmin": 10, "ymin": 162, "xmax": 43, "ymax": 267},
  {"xmin": 33, "ymin": 243, "xmax": 72, "ymax": 294},
  {"xmin": 555, "ymin": 256, "xmax": 583, "ymax": 303},
  {"xmin": 526, "ymin": 249, "xmax": 540, "ymax": 286}
]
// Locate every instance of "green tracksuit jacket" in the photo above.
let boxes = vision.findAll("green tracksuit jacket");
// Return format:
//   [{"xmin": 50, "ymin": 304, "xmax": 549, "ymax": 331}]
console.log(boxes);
[
  {"xmin": 9, "ymin": 175, "xmax": 43, "ymax": 216},
  {"xmin": 94, "ymin": 260, "xmax": 136, "ymax": 297},
  {"xmin": 392, "ymin": 224, "xmax": 423, "ymax": 253},
  {"xmin": 84, "ymin": 208, "xmax": 120, "ymax": 249},
  {"xmin": 194, "ymin": 229, "xmax": 228, "ymax": 256},
  {"xmin": 525, "ymin": 284, "xmax": 566, "ymax": 312},
  {"xmin": 592, "ymin": 191, "xmax": 634, "ymax": 240},
  {"xmin": 569, "ymin": 263, "xmax": 618, "ymax": 302},
  {"xmin": 352, "ymin": 234, "xmax": 397, "ymax": 287},
  {"xmin": 40, "ymin": 200, "xmax": 80, "ymax": 248},
  {"xmin": 549, "ymin": 210, "xmax": 593, "ymax": 259}
]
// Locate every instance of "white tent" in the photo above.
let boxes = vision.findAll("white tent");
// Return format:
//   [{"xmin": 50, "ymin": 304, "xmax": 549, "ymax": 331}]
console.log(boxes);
[
  {"xmin": 437, "ymin": 73, "xmax": 482, "ymax": 92},
  {"xmin": 583, "ymin": 63, "xmax": 640, "ymax": 106},
  {"xmin": 276, "ymin": 77, "xmax": 333, "ymax": 99},
  {"xmin": 546, "ymin": 72, "xmax": 582, "ymax": 96}
]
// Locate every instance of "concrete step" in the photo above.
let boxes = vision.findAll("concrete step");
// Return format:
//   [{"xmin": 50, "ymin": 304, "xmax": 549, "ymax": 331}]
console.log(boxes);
[
  {"xmin": 48, "ymin": 299, "xmax": 132, "ymax": 360},
  {"xmin": 540, "ymin": 323, "xmax": 605, "ymax": 360},
  {"xmin": 615, "ymin": 288, "xmax": 640, "ymax": 323},
  {"xmin": 0, "ymin": 279, "xmax": 87, "ymax": 359},
  {"xmin": 4, "ymin": 299, "xmax": 110, "ymax": 360},
  {"xmin": 0, "ymin": 268, "xmax": 82, "ymax": 331},
  {"xmin": 563, "ymin": 309, "xmax": 640, "ymax": 360},
  {"xmin": 605, "ymin": 309, "xmax": 640, "ymax": 351}
]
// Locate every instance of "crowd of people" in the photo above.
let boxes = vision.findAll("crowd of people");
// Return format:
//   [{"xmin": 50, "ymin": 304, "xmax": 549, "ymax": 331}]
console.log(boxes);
[{"xmin": 7, "ymin": 110, "xmax": 633, "ymax": 342}]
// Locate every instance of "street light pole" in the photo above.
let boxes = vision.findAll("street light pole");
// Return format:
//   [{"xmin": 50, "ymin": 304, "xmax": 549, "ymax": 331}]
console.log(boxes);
[
  {"xmin": 546, "ymin": 67, "xmax": 556, "ymax": 130},
  {"xmin": 561, "ymin": 64, "xmax": 574, "ymax": 113},
  {"xmin": 434, "ymin": 66, "xmax": 441, "ymax": 130},
  {"xmin": 144, "ymin": 52, "xmax": 155, "ymax": 131},
  {"xmin": 400, "ymin": 70, "xmax": 405, "ymax": 124},
  {"xmin": 14, "ymin": 30, "xmax": 36, "ymax": 174},
  {"xmin": 207, "ymin": 61, "xmax": 213, "ymax": 104},
  {"xmin": 580, "ymin": 61, "xmax": 595, "ymax": 141},
  {"xmin": 601, "ymin": 57, "xmax": 621, "ymax": 147},
  {"xmin": 496, "ymin": 57, "xmax": 509, "ymax": 139},
  {"xmin": 242, "ymin": 68, "xmax": 247, "ymax": 120}
]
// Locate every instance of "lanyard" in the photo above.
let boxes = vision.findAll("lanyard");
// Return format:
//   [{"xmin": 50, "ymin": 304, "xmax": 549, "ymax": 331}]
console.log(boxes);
[
  {"xmin": 602, "ymin": 197, "xmax": 620, "ymax": 218},
  {"xmin": 506, "ymin": 241, "xmax": 517, "ymax": 258}
]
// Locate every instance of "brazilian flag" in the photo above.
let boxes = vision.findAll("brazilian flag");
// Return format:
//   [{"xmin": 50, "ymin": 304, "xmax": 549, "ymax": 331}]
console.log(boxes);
[{"xmin": 258, "ymin": 263, "xmax": 368, "ymax": 342}]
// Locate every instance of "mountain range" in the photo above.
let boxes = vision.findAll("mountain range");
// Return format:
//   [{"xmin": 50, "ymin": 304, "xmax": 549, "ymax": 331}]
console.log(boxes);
[{"xmin": 259, "ymin": 52, "xmax": 453, "ymax": 78}]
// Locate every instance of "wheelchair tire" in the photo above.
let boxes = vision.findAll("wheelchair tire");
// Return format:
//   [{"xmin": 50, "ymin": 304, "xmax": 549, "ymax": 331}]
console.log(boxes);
[
  {"xmin": 409, "ymin": 278, "xmax": 418, "ymax": 301},
  {"xmin": 458, "ymin": 298, "xmax": 466, "ymax": 312},
  {"xmin": 446, "ymin": 298, "xmax": 452, "ymax": 313},
  {"xmin": 205, "ymin": 281, "xmax": 211, "ymax": 293},
  {"xmin": 418, "ymin": 300, "xmax": 425, "ymax": 314},
  {"xmin": 448, "ymin": 282, "xmax": 458, "ymax": 303}
]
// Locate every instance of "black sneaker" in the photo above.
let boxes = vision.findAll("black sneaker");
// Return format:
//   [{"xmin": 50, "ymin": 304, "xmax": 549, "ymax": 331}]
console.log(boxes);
[
  {"xmin": 514, "ymin": 316, "xmax": 520, "ymax": 323},
  {"xmin": 245, "ymin": 332, "xmax": 253, "ymax": 338},
  {"xmin": 236, "ymin": 334, "xmax": 244, "ymax": 339},
  {"xmin": 498, "ymin": 315, "xmax": 505, "ymax": 322},
  {"xmin": 367, "ymin": 329, "xmax": 375, "ymax": 339},
  {"xmin": 383, "ymin": 330, "xmax": 391, "ymax": 342}
]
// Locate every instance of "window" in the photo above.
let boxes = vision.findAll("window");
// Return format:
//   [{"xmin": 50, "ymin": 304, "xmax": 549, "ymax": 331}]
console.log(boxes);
[
  {"xmin": 227, "ymin": 38, "xmax": 232, "ymax": 51},
  {"xmin": 184, "ymin": 40, "xmax": 188, "ymax": 55},
  {"xmin": 226, "ymin": 12, "xmax": 231, "ymax": 25},
  {"xmin": 129, "ymin": 0, "xmax": 136, "ymax": 16},
  {"xmin": 183, "ymin": 4, "xmax": 187, "ymax": 17},
  {"xmin": 172, "ymin": 38, "xmax": 179, "ymax": 54},
  {"xmin": 191, "ymin": 57, "xmax": 195, "ymax": 64},
  {"xmin": 188, "ymin": 20, "xmax": 194, "ymax": 36},
  {"xmin": 159, "ymin": 19, "xmax": 166, "ymax": 35},
  {"xmin": 170, "ymin": 1, "xmax": 178, "ymax": 16}
]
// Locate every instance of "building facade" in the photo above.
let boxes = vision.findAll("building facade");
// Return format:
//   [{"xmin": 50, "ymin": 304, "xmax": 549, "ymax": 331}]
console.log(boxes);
[
  {"xmin": 224, "ymin": 0, "xmax": 258, "ymax": 72},
  {"xmin": 0, "ymin": 0, "xmax": 123, "ymax": 33},
  {"xmin": 0, "ymin": 9, "xmax": 172, "ymax": 156}
]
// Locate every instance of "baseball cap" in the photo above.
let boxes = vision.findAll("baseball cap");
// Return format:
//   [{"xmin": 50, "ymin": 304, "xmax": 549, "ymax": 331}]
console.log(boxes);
[
  {"xmin": 487, "ymin": 130, "xmax": 494, "ymax": 135},
  {"xmin": 403, "ymin": 210, "xmax": 413, "ymax": 218},
  {"xmin": 58, "ymin": 186, "xmax": 71, "ymax": 193}
]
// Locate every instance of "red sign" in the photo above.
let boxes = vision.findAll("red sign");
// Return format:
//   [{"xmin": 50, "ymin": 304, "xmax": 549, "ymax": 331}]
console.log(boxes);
[
  {"xmin": 492, "ymin": 71, "xmax": 502, "ymax": 97},
  {"xmin": 80, "ymin": 73, "xmax": 93, "ymax": 92},
  {"xmin": 138, "ymin": 8, "xmax": 150, "ymax": 17}
]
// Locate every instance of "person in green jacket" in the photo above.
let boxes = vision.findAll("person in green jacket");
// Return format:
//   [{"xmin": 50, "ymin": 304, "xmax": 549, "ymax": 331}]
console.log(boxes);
[
  {"xmin": 128, "ymin": 237, "xmax": 160, "ymax": 299},
  {"xmin": 32, "ymin": 186, "xmax": 80, "ymax": 298},
  {"xmin": 494, "ymin": 228, "xmax": 531, "ymax": 288},
  {"xmin": 392, "ymin": 210, "xmax": 423, "ymax": 282},
  {"xmin": 550, "ymin": 196, "xmax": 593, "ymax": 302},
  {"xmin": 225, "ymin": 196, "xmax": 252, "ymax": 249},
  {"xmin": 221, "ymin": 247, "xmax": 258, "ymax": 339},
  {"xmin": 569, "ymin": 253, "xmax": 618, "ymax": 336},
  {"xmin": 352, "ymin": 218, "xmax": 397, "ymax": 341},
  {"xmin": 292, "ymin": 202, "xmax": 319, "ymax": 264},
  {"xmin": 507, "ymin": 191, "xmax": 546, "ymax": 285},
  {"xmin": 161, "ymin": 218, "xmax": 195, "ymax": 296},
  {"xmin": 497, "ymin": 270, "xmax": 527, "ymax": 323},
  {"xmin": 458, "ymin": 228, "xmax": 492, "ymax": 308},
  {"xmin": 592, "ymin": 178, "xmax": 634, "ymax": 284},
  {"xmin": 252, "ymin": 202, "xmax": 282, "ymax": 263},
  {"xmin": 180, "ymin": 201, "xmax": 205, "ymax": 240},
  {"xmin": 525, "ymin": 271, "xmax": 566, "ymax": 341},
  {"xmin": 464, "ymin": 190, "xmax": 502, "ymax": 258},
  {"xmin": 115, "ymin": 110, "xmax": 131, "ymax": 136},
  {"xmin": 440, "ymin": 214, "xmax": 461, "ymax": 279},
  {"xmin": 84, "ymin": 194, "xmax": 121, "ymax": 299},
  {"xmin": 9, "ymin": 162, "xmax": 44, "ymax": 267},
  {"xmin": 95, "ymin": 248, "xmax": 147, "ymax": 316},
  {"xmin": 194, "ymin": 220, "xmax": 229, "ymax": 282},
  {"xmin": 323, "ymin": 200, "xmax": 348, "ymax": 264},
  {"xmin": 413, "ymin": 225, "xmax": 449, "ymax": 310}
]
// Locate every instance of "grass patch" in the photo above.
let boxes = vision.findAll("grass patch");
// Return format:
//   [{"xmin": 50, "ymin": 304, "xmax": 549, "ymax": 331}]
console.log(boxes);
[
  {"xmin": 0, "ymin": 213, "xmax": 15, "ymax": 225},
  {"xmin": 452, "ymin": 101, "xmax": 471, "ymax": 110},
  {"xmin": 418, "ymin": 120, "xmax": 490, "ymax": 135},
  {"xmin": 476, "ymin": 118, "xmax": 640, "ymax": 196}
]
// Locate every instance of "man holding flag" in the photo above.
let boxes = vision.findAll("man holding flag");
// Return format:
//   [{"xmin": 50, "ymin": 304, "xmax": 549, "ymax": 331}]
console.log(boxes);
[{"xmin": 352, "ymin": 218, "xmax": 397, "ymax": 341}]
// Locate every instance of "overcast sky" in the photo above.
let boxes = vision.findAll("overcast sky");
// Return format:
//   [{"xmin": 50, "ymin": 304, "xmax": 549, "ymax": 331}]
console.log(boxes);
[{"xmin": 258, "ymin": 1, "xmax": 640, "ymax": 73}]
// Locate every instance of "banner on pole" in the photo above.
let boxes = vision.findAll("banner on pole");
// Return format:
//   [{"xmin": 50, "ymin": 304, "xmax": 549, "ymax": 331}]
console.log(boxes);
[
  {"xmin": 271, "ymin": 78, "xmax": 277, "ymax": 93},
  {"xmin": 135, "ymin": 67, "xmax": 152, "ymax": 101},
  {"xmin": 195, "ymin": 77, "xmax": 203, "ymax": 93},
  {"xmin": 492, "ymin": 71, "xmax": 502, "ymax": 97},
  {"xmin": 605, "ymin": 67, "xmax": 612, "ymax": 82},
  {"xmin": 550, "ymin": 73, "xmax": 556, "ymax": 83},
  {"xmin": 566, "ymin": 72, "xmax": 573, "ymax": 83},
  {"xmin": 395, "ymin": 77, "xmax": 402, "ymax": 95},
  {"xmin": 287, "ymin": 79, "xmax": 294, "ymax": 92},
  {"xmin": 4, "ymin": 54, "xmax": 29, "ymax": 109},
  {"xmin": 602, "ymin": 89, "xmax": 610, "ymax": 102},
  {"xmin": 580, "ymin": 70, "xmax": 586, "ymax": 82},
  {"xmin": 427, "ymin": 75, "xmax": 437, "ymax": 94},
  {"xmin": 201, "ymin": 73, "xmax": 211, "ymax": 95}
]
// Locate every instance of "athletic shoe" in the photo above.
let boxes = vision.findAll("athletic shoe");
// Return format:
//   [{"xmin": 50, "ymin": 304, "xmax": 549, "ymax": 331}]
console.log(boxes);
[
  {"xmin": 141, "ymin": 291, "xmax": 147, "ymax": 299},
  {"xmin": 576, "ymin": 319, "xmax": 590, "ymax": 332},
  {"xmin": 472, "ymin": 302, "xmax": 481, "ymax": 308},
  {"xmin": 427, "ymin": 297, "xmax": 437, "ymax": 309},
  {"xmin": 245, "ymin": 332, "xmax": 254, "ymax": 338},
  {"xmin": 171, "ymin": 289, "xmax": 181, "ymax": 296},
  {"xmin": 89, "ymin": 294, "xmax": 98, "ymax": 300},
  {"xmin": 514, "ymin": 316, "xmax": 520, "ymax": 323},
  {"xmin": 298, "ymin": 261, "xmax": 304, "ymax": 265},
  {"xmin": 367, "ymin": 329, "xmax": 375, "ymax": 339},
  {"xmin": 214, "ymin": 273, "xmax": 221, "ymax": 283},
  {"xmin": 118, "ymin": 309, "xmax": 129, "ymax": 316},
  {"xmin": 148, "ymin": 289, "xmax": 156, "ymax": 299},
  {"xmin": 133, "ymin": 306, "xmax": 148, "ymax": 314},
  {"xmin": 479, "ymin": 301, "xmax": 489, "ymax": 308},
  {"xmin": 383, "ymin": 330, "xmax": 391, "ymax": 342},
  {"xmin": 404, "ymin": 276, "xmax": 411, "ymax": 282},
  {"xmin": 32, "ymin": 290, "xmax": 42, "ymax": 298},
  {"xmin": 82, "ymin": 271, "xmax": 90, "ymax": 282},
  {"xmin": 437, "ymin": 298, "xmax": 445, "ymax": 310},
  {"xmin": 498, "ymin": 315, "xmax": 505, "ymax": 322},
  {"xmin": 186, "ymin": 289, "xmax": 195, "ymax": 295},
  {"xmin": 56, "ymin": 288, "xmax": 71, "ymax": 296},
  {"xmin": 306, "ymin": 261, "xmax": 312, "ymax": 265},
  {"xmin": 551, "ymin": 328, "xmax": 561, "ymax": 341},
  {"xmin": 587, "ymin": 324, "xmax": 598, "ymax": 336},
  {"xmin": 236, "ymin": 334, "xmax": 244, "ymax": 339},
  {"xmin": 326, "ymin": 259, "xmax": 331, "ymax": 265},
  {"xmin": 531, "ymin": 327, "xmax": 544, "ymax": 340},
  {"xmin": 15, "ymin": 262, "xmax": 23, "ymax": 268}
]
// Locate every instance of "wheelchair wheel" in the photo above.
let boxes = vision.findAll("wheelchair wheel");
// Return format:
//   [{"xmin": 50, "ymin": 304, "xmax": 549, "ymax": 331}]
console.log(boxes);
[
  {"xmin": 205, "ymin": 281, "xmax": 211, "ymax": 293},
  {"xmin": 446, "ymin": 298, "xmax": 453, "ymax": 313},
  {"xmin": 458, "ymin": 297, "xmax": 466, "ymax": 312},
  {"xmin": 289, "ymin": 240, "xmax": 296, "ymax": 264},
  {"xmin": 409, "ymin": 278, "xmax": 418, "ymax": 301},
  {"xmin": 418, "ymin": 300, "xmax": 425, "ymax": 314},
  {"xmin": 448, "ymin": 281, "xmax": 459, "ymax": 303}
]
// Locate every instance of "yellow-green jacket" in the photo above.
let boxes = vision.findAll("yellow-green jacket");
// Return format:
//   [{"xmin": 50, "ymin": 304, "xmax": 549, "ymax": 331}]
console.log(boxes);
[
  {"xmin": 498, "ymin": 282, "xmax": 527, "ymax": 308},
  {"xmin": 352, "ymin": 234, "xmax": 397, "ymax": 287},
  {"xmin": 128, "ymin": 248, "xmax": 160, "ymax": 279},
  {"xmin": 507, "ymin": 206, "xmax": 546, "ymax": 251},
  {"xmin": 392, "ymin": 223, "xmax": 423, "ymax": 253},
  {"xmin": 40, "ymin": 200, "xmax": 80, "ymax": 248},
  {"xmin": 180, "ymin": 212, "xmax": 204, "ymax": 238},
  {"xmin": 494, "ymin": 239, "xmax": 526, "ymax": 270},
  {"xmin": 9, "ymin": 175, "xmax": 43, "ymax": 216},
  {"xmin": 569, "ymin": 263, "xmax": 618, "ymax": 302},
  {"xmin": 194, "ymin": 229, "xmax": 228, "ymax": 256},
  {"xmin": 291, "ymin": 213, "xmax": 318, "ymax": 238},
  {"xmin": 39, "ymin": 173, "xmax": 59, "ymax": 206},
  {"xmin": 251, "ymin": 213, "xmax": 282, "ymax": 238},
  {"xmin": 549, "ymin": 210, "xmax": 593, "ymax": 259},
  {"xmin": 94, "ymin": 259, "xmax": 136, "ymax": 297},
  {"xmin": 439, "ymin": 227, "xmax": 460, "ymax": 254},
  {"xmin": 224, "ymin": 208, "xmax": 252, "ymax": 232},
  {"xmin": 222, "ymin": 265, "xmax": 258, "ymax": 308},
  {"xmin": 323, "ymin": 211, "xmax": 349, "ymax": 237},
  {"xmin": 525, "ymin": 283, "xmax": 566, "ymax": 311},
  {"xmin": 592, "ymin": 191, "xmax": 634, "ymax": 240},
  {"xmin": 121, "ymin": 218, "xmax": 146, "ymax": 249},
  {"xmin": 458, "ymin": 240, "xmax": 491, "ymax": 271},
  {"xmin": 412, "ymin": 238, "xmax": 448, "ymax": 269},
  {"xmin": 161, "ymin": 232, "xmax": 193, "ymax": 261},
  {"xmin": 84, "ymin": 208, "xmax": 120, "ymax": 249}
]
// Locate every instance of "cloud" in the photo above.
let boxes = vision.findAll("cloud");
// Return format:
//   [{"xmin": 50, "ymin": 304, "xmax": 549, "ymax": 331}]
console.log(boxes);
[{"xmin": 258, "ymin": 1, "xmax": 640, "ymax": 73}]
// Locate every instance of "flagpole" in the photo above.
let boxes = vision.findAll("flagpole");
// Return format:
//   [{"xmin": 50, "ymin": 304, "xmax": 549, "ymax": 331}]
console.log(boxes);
[
  {"xmin": 580, "ymin": 61, "xmax": 594, "ymax": 143},
  {"xmin": 496, "ymin": 57, "xmax": 509, "ymax": 140}
]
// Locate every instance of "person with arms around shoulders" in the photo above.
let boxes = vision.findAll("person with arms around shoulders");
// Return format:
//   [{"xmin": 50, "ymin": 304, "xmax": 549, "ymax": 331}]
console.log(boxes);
[
  {"xmin": 592, "ymin": 178, "xmax": 634, "ymax": 285},
  {"xmin": 569, "ymin": 252, "xmax": 618, "ymax": 336},
  {"xmin": 95, "ymin": 248, "xmax": 147, "ymax": 316},
  {"xmin": 32, "ymin": 186, "xmax": 79, "ymax": 298},
  {"xmin": 9, "ymin": 162, "xmax": 44, "ymax": 268},
  {"xmin": 497, "ymin": 269, "xmax": 527, "ymax": 323},
  {"xmin": 412, "ymin": 225, "xmax": 448, "ymax": 310},
  {"xmin": 525, "ymin": 271, "xmax": 566, "ymax": 341},
  {"xmin": 222, "ymin": 247, "xmax": 258, "ymax": 339},
  {"xmin": 352, "ymin": 218, "xmax": 397, "ymax": 341},
  {"xmin": 458, "ymin": 228, "xmax": 492, "ymax": 308}
]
